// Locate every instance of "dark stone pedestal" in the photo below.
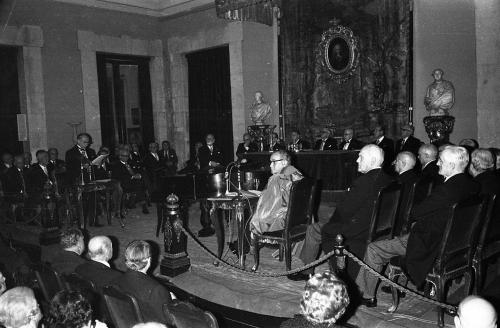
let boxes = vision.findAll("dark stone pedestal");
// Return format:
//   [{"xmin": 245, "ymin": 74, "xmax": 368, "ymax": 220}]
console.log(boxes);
[
  {"xmin": 159, "ymin": 194, "xmax": 191, "ymax": 277},
  {"xmin": 423, "ymin": 115, "xmax": 455, "ymax": 146}
]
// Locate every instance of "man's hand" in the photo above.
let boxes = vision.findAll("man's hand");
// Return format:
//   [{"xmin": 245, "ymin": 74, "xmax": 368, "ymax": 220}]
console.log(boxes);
[{"xmin": 209, "ymin": 161, "xmax": 220, "ymax": 167}]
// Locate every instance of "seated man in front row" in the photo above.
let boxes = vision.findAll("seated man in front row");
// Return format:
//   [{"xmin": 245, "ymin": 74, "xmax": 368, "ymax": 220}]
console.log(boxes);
[
  {"xmin": 250, "ymin": 150, "xmax": 303, "ymax": 234},
  {"xmin": 355, "ymin": 146, "xmax": 479, "ymax": 307},
  {"xmin": 290, "ymin": 144, "xmax": 393, "ymax": 281}
]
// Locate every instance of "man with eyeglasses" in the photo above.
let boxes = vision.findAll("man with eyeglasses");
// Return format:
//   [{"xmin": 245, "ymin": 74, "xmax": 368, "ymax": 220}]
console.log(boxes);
[
  {"xmin": 250, "ymin": 150, "xmax": 303, "ymax": 234},
  {"xmin": 236, "ymin": 133, "xmax": 258, "ymax": 160},
  {"xmin": 339, "ymin": 128, "xmax": 364, "ymax": 151},
  {"xmin": 65, "ymin": 133, "xmax": 97, "ymax": 185},
  {"xmin": 396, "ymin": 124, "xmax": 422, "ymax": 157}
]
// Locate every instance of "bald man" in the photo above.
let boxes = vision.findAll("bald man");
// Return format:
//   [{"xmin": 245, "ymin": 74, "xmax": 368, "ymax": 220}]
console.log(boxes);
[
  {"xmin": 356, "ymin": 146, "xmax": 479, "ymax": 307},
  {"xmin": 75, "ymin": 236, "xmax": 122, "ymax": 289},
  {"xmin": 290, "ymin": 145, "xmax": 393, "ymax": 281},
  {"xmin": 455, "ymin": 296, "xmax": 497, "ymax": 328}
]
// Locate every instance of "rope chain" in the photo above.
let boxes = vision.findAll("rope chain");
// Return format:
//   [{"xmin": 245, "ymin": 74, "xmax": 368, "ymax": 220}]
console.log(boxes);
[{"xmin": 181, "ymin": 225, "xmax": 457, "ymax": 311}]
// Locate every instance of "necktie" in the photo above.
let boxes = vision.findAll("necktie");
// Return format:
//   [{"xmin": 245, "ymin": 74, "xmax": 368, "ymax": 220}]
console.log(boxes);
[
  {"xmin": 343, "ymin": 142, "xmax": 350, "ymax": 150},
  {"xmin": 320, "ymin": 140, "xmax": 326, "ymax": 151},
  {"xmin": 41, "ymin": 165, "xmax": 48, "ymax": 176},
  {"xmin": 153, "ymin": 153, "xmax": 159, "ymax": 161},
  {"xmin": 401, "ymin": 138, "xmax": 406, "ymax": 150},
  {"xmin": 209, "ymin": 146, "xmax": 213, "ymax": 153},
  {"xmin": 19, "ymin": 169, "xmax": 26, "ymax": 193}
]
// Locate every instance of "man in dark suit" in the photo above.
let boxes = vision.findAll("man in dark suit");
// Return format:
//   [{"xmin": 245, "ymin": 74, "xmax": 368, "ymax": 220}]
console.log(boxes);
[
  {"xmin": 314, "ymin": 128, "xmax": 337, "ymax": 151},
  {"xmin": 396, "ymin": 124, "xmax": 422, "ymax": 157},
  {"xmin": 393, "ymin": 151, "xmax": 420, "ymax": 235},
  {"xmin": 198, "ymin": 134, "xmax": 224, "ymax": 172},
  {"xmin": 372, "ymin": 125, "xmax": 394, "ymax": 174},
  {"xmin": 1, "ymin": 152, "xmax": 13, "ymax": 175},
  {"xmin": 47, "ymin": 148, "xmax": 66, "ymax": 174},
  {"xmin": 288, "ymin": 130, "xmax": 310, "ymax": 151},
  {"xmin": 236, "ymin": 133, "xmax": 258, "ymax": 158},
  {"xmin": 65, "ymin": 133, "xmax": 96, "ymax": 185},
  {"xmin": 197, "ymin": 134, "xmax": 224, "ymax": 237},
  {"xmin": 355, "ymin": 146, "xmax": 479, "ymax": 307},
  {"xmin": 143, "ymin": 142, "xmax": 163, "ymax": 191},
  {"xmin": 265, "ymin": 133, "xmax": 285, "ymax": 152},
  {"xmin": 3, "ymin": 154, "xmax": 28, "ymax": 204},
  {"xmin": 112, "ymin": 240, "xmax": 172, "ymax": 322},
  {"xmin": 26, "ymin": 150, "xmax": 58, "ymax": 207},
  {"xmin": 75, "ymin": 236, "xmax": 122, "ymax": 290},
  {"xmin": 44, "ymin": 228, "xmax": 86, "ymax": 274},
  {"xmin": 339, "ymin": 128, "xmax": 364, "ymax": 150},
  {"xmin": 112, "ymin": 148, "xmax": 149, "ymax": 215},
  {"xmin": 291, "ymin": 145, "xmax": 394, "ymax": 281},
  {"xmin": 418, "ymin": 144, "xmax": 441, "ymax": 181},
  {"xmin": 160, "ymin": 140, "xmax": 178, "ymax": 176}
]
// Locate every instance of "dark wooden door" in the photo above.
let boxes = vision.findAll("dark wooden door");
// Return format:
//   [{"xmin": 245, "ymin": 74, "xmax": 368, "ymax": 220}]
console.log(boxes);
[
  {"xmin": 187, "ymin": 46, "xmax": 233, "ymax": 165},
  {"xmin": 0, "ymin": 46, "xmax": 22, "ymax": 155},
  {"xmin": 96, "ymin": 53, "xmax": 154, "ymax": 151}
]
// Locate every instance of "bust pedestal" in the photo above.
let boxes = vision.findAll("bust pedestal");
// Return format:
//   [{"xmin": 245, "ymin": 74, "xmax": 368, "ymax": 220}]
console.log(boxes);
[
  {"xmin": 247, "ymin": 125, "xmax": 276, "ymax": 152},
  {"xmin": 423, "ymin": 115, "xmax": 455, "ymax": 146},
  {"xmin": 160, "ymin": 194, "xmax": 190, "ymax": 277}
]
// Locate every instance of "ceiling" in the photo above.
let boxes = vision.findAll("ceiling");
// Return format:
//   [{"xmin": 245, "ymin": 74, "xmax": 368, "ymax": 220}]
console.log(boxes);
[{"xmin": 53, "ymin": 0, "xmax": 214, "ymax": 17}]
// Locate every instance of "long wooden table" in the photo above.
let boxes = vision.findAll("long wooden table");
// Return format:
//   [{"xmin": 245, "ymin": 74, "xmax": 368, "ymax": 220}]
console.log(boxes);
[{"xmin": 240, "ymin": 150, "xmax": 359, "ymax": 191}]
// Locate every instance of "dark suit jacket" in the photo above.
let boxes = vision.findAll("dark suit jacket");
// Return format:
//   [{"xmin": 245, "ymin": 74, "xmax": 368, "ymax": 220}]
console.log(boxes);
[
  {"xmin": 75, "ymin": 260, "xmax": 122, "ymax": 290},
  {"xmin": 160, "ymin": 149, "xmax": 178, "ymax": 175},
  {"xmin": 339, "ymin": 138, "xmax": 364, "ymax": 151},
  {"xmin": 26, "ymin": 164, "xmax": 54, "ymax": 197},
  {"xmin": 112, "ymin": 270, "xmax": 172, "ymax": 322},
  {"xmin": 236, "ymin": 142, "xmax": 258, "ymax": 157},
  {"xmin": 198, "ymin": 144, "xmax": 224, "ymax": 170},
  {"xmin": 143, "ymin": 153, "xmax": 163, "ymax": 181},
  {"xmin": 322, "ymin": 169, "xmax": 394, "ymax": 262},
  {"xmin": 264, "ymin": 142, "xmax": 285, "ymax": 152},
  {"xmin": 65, "ymin": 146, "xmax": 96, "ymax": 184},
  {"xmin": 394, "ymin": 169, "xmax": 420, "ymax": 235},
  {"xmin": 406, "ymin": 173, "xmax": 480, "ymax": 286},
  {"xmin": 396, "ymin": 135, "xmax": 422, "ymax": 156},
  {"xmin": 474, "ymin": 170, "xmax": 500, "ymax": 241},
  {"xmin": 314, "ymin": 138, "xmax": 337, "ymax": 151},
  {"xmin": 374, "ymin": 137, "xmax": 395, "ymax": 172},
  {"xmin": 111, "ymin": 161, "xmax": 141, "ymax": 192},
  {"xmin": 421, "ymin": 160, "xmax": 440, "ymax": 179},
  {"xmin": 47, "ymin": 159, "xmax": 66, "ymax": 174},
  {"xmin": 47, "ymin": 249, "xmax": 87, "ymax": 275},
  {"xmin": 289, "ymin": 139, "xmax": 311, "ymax": 150},
  {"xmin": 3, "ymin": 167, "xmax": 27, "ymax": 200}
]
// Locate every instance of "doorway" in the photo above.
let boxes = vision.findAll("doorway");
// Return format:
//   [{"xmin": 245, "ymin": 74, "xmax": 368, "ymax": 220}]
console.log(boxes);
[
  {"xmin": 187, "ymin": 46, "xmax": 233, "ymax": 165},
  {"xmin": 0, "ymin": 46, "xmax": 22, "ymax": 155},
  {"xmin": 96, "ymin": 53, "xmax": 154, "ymax": 152}
]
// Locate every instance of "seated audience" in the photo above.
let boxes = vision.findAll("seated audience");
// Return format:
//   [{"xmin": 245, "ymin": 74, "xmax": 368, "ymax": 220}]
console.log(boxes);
[
  {"xmin": 250, "ymin": 150, "xmax": 303, "ymax": 234},
  {"xmin": 266, "ymin": 132, "xmax": 285, "ymax": 152},
  {"xmin": 355, "ymin": 146, "xmax": 479, "ymax": 307},
  {"xmin": 236, "ymin": 133, "xmax": 258, "ymax": 158},
  {"xmin": 372, "ymin": 125, "xmax": 394, "ymax": 173},
  {"xmin": 112, "ymin": 148, "xmax": 149, "ymax": 215},
  {"xmin": 159, "ymin": 140, "xmax": 178, "ymax": 176},
  {"xmin": 339, "ymin": 128, "xmax": 364, "ymax": 150},
  {"xmin": 288, "ymin": 130, "xmax": 310, "ymax": 150},
  {"xmin": 44, "ymin": 228, "xmax": 86, "ymax": 274},
  {"xmin": 314, "ymin": 128, "xmax": 337, "ymax": 151},
  {"xmin": 292, "ymin": 145, "xmax": 393, "ymax": 281},
  {"xmin": 454, "ymin": 296, "xmax": 497, "ymax": 328},
  {"xmin": 75, "ymin": 236, "xmax": 121, "ymax": 290},
  {"xmin": 47, "ymin": 148, "xmax": 66, "ymax": 174},
  {"xmin": 396, "ymin": 124, "xmax": 422, "ymax": 156},
  {"xmin": 112, "ymin": 240, "xmax": 172, "ymax": 322},
  {"xmin": 46, "ymin": 290, "xmax": 107, "ymax": 328},
  {"xmin": 418, "ymin": 143, "xmax": 442, "ymax": 184},
  {"xmin": 393, "ymin": 151, "xmax": 419, "ymax": 234},
  {"xmin": 0, "ymin": 287, "xmax": 42, "ymax": 328},
  {"xmin": 280, "ymin": 271, "xmax": 349, "ymax": 328},
  {"xmin": 470, "ymin": 148, "xmax": 500, "ymax": 195}
]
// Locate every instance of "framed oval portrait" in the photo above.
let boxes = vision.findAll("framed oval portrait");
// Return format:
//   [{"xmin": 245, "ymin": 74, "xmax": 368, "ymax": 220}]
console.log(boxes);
[{"xmin": 319, "ymin": 24, "xmax": 359, "ymax": 83}]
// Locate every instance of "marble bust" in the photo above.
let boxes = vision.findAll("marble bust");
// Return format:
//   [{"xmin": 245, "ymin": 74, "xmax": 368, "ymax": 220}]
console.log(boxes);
[
  {"xmin": 250, "ymin": 91, "xmax": 272, "ymax": 125},
  {"xmin": 424, "ymin": 68, "xmax": 455, "ymax": 116}
]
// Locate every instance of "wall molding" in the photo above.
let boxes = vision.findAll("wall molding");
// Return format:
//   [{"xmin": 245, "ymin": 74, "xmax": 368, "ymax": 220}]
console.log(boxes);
[{"xmin": 77, "ymin": 30, "xmax": 167, "ymax": 148}]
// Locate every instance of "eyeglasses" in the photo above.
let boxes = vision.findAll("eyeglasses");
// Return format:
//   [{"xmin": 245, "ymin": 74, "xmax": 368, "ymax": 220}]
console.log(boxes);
[{"xmin": 270, "ymin": 158, "xmax": 284, "ymax": 164}]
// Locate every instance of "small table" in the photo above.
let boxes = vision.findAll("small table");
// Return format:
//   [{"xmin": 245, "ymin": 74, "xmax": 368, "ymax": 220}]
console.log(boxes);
[{"xmin": 207, "ymin": 192, "xmax": 259, "ymax": 268}]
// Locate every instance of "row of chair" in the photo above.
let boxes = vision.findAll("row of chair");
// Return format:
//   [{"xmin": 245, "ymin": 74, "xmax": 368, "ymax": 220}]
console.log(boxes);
[
  {"xmin": 30, "ymin": 263, "xmax": 218, "ymax": 328},
  {"xmin": 387, "ymin": 194, "xmax": 499, "ymax": 327}
]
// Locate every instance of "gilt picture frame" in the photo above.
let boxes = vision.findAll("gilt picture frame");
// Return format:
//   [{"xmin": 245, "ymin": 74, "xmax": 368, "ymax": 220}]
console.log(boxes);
[{"xmin": 319, "ymin": 23, "xmax": 360, "ymax": 83}]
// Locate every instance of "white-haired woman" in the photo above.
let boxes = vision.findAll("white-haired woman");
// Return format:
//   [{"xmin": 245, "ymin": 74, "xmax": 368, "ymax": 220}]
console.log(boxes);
[
  {"xmin": 0, "ymin": 287, "xmax": 42, "ymax": 328},
  {"xmin": 280, "ymin": 271, "xmax": 350, "ymax": 327}
]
